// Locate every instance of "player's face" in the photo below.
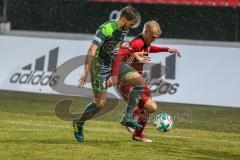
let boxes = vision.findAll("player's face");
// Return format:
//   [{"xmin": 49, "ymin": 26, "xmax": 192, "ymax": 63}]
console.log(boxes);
[
  {"xmin": 122, "ymin": 19, "xmax": 137, "ymax": 30},
  {"xmin": 145, "ymin": 30, "xmax": 160, "ymax": 44}
]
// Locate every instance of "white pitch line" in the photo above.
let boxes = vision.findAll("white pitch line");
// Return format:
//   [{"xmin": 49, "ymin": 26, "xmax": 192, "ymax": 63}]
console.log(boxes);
[{"xmin": 1, "ymin": 120, "xmax": 240, "ymax": 145}]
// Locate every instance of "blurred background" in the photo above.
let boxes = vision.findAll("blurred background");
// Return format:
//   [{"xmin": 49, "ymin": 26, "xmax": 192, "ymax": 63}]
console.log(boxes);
[{"xmin": 0, "ymin": 0, "xmax": 240, "ymax": 41}]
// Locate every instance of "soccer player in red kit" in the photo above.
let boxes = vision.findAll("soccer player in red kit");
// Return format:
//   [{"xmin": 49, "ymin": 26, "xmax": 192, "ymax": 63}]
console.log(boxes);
[{"xmin": 108, "ymin": 20, "xmax": 181, "ymax": 142}]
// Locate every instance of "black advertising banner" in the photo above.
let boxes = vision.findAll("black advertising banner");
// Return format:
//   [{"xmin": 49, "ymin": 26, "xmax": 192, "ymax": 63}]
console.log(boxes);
[
  {"xmin": 0, "ymin": 0, "xmax": 3, "ymax": 18},
  {"xmin": 9, "ymin": 0, "xmax": 240, "ymax": 41},
  {"xmin": 89, "ymin": 0, "xmax": 240, "ymax": 7}
]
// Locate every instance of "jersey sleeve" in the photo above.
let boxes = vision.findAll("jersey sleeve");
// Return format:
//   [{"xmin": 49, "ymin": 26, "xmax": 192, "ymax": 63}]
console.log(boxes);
[
  {"xmin": 92, "ymin": 28, "xmax": 107, "ymax": 47},
  {"xmin": 150, "ymin": 45, "xmax": 169, "ymax": 53},
  {"xmin": 111, "ymin": 48, "xmax": 131, "ymax": 76}
]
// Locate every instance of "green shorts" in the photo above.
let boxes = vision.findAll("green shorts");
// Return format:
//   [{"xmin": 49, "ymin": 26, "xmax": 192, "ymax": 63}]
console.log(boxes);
[
  {"xmin": 90, "ymin": 58, "xmax": 111, "ymax": 93},
  {"xmin": 118, "ymin": 62, "xmax": 138, "ymax": 82}
]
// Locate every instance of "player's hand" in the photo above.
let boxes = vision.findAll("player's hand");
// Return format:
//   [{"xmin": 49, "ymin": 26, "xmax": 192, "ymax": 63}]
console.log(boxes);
[
  {"xmin": 168, "ymin": 48, "xmax": 181, "ymax": 58},
  {"xmin": 107, "ymin": 76, "xmax": 118, "ymax": 87},
  {"xmin": 133, "ymin": 51, "xmax": 150, "ymax": 63},
  {"xmin": 78, "ymin": 71, "xmax": 89, "ymax": 88}
]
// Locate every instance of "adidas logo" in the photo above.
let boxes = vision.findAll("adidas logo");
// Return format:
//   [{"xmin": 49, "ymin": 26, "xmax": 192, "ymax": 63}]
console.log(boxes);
[
  {"xmin": 150, "ymin": 54, "xmax": 176, "ymax": 80},
  {"xmin": 9, "ymin": 47, "xmax": 60, "ymax": 86},
  {"xmin": 142, "ymin": 54, "xmax": 180, "ymax": 95}
]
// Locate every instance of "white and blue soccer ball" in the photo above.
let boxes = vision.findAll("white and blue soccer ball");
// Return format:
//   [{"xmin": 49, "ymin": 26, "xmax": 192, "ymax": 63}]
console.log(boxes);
[{"xmin": 154, "ymin": 113, "xmax": 173, "ymax": 132}]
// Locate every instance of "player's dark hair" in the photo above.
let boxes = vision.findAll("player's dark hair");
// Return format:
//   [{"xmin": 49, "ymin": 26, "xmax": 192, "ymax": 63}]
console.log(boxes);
[{"xmin": 119, "ymin": 6, "xmax": 139, "ymax": 22}]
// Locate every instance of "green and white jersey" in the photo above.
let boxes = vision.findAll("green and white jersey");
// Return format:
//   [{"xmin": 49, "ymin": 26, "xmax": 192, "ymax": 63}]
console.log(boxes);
[{"xmin": 92, "ymin": 20, "xmax": 128, "ymax": 66}]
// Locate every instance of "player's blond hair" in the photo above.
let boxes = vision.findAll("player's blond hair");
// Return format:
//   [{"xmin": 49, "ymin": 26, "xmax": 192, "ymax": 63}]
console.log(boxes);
[{"xmin": 143, "ymin": 20, "xmax": 162, "ymax": 35}]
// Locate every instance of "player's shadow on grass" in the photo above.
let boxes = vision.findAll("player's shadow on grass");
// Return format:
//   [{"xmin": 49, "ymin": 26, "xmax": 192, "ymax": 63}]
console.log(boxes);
[
  {"xmin": 82, "ymin": 139, "xmax": 131, "ymax": 145},
  {"xmin": 0, "ymin": 138, "xmax": 130, "ymax": 145},
  {"xmin": 0, "ymin": 139, "xmax": 76, "ymax": 145}
]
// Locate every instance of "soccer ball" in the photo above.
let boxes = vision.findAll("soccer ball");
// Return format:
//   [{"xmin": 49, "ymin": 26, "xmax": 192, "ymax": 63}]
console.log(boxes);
[{"xmin": 154, "ymin": 113, "xmax": 173, "ymax": 132}]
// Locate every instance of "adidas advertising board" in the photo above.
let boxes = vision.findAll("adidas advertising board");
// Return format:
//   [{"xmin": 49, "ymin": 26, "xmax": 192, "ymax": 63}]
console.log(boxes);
[
  {"xmin": 9, "ymin": 47, "xmax": 59, "ymax": 87},
  {"xmin": 1, "ymin": 35, "xmax": 240, "ymax": 107}
]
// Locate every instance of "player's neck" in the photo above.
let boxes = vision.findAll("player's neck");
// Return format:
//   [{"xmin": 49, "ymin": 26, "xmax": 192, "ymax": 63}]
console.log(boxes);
[
  {"xmin": 115, "ymin": 19, "xmax": 122, "ymax": 28},
  {"xmin": 142, "ymin": 33, "xmax": 150, "ymax": 45}
]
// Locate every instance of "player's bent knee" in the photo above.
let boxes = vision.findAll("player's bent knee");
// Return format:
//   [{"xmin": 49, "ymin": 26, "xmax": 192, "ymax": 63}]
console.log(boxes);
[
  {"xmin": 124, "ymin": 72, "xmax": 145, "ymax": 86},
  {"xmin": 144, "ymin": 100, "xmax": 157, "ymax": 113},
  {"xmin": 94, "ymin": 99, "xmax": 106, "ymax": 108}
]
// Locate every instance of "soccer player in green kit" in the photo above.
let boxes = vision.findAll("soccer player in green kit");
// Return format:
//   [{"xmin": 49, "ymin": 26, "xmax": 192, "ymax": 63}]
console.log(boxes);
[{"xmin": 73, "ymin": 6, "xmax": 141, "ymax": 142}]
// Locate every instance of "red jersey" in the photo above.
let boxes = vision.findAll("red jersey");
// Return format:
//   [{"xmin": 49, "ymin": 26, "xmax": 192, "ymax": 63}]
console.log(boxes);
[{"xmin": 111, "ymin": 34, "xmax": 169, "ymax": 76}]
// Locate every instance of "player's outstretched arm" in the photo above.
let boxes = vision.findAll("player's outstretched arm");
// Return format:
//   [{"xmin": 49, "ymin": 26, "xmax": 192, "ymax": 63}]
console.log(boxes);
[
  {"xmin": 150, "ymin": 45, "xmax": 181, "ymax": 58},
  {"xmin": 168, "ymin": 48, "xmax": 181, "ymax": 58},
  {"xmin": 78, "ymin": 43, "xmax": 98, "ymax": 88}
]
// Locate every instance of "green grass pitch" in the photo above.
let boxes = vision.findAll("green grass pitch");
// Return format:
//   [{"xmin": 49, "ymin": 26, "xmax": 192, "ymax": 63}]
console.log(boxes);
[{"xmin": 0, "ymin": 90, "xmax": 240, "ymax": 160}]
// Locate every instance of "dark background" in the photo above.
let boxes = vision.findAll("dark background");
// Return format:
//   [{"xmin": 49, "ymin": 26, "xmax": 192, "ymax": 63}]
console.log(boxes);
[
  {"xmin": 6, "ymin": 0, "xmax": 240, "ymax": 42},
  {"xmin": 0, "ymin": 0, "xmax": 3, "ymax": 18}
]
